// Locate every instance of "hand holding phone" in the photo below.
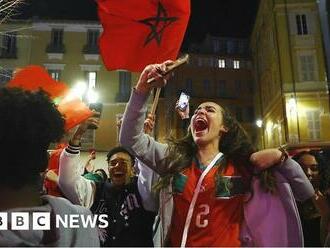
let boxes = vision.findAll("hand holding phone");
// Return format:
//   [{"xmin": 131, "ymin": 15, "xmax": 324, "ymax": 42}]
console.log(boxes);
[
  {"xmin": 88, "ymin": 103, "xmax": 103, "ymax": 129},
  {"xmin": 177, "ymin": 92, "xmax": 189, "ymax": 111}
]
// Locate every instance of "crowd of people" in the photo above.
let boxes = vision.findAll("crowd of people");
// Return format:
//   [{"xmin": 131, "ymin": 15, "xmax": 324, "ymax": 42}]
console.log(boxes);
[{"xmin": 0, "ymin": 60, "xmax": 329, "ymax": 247}]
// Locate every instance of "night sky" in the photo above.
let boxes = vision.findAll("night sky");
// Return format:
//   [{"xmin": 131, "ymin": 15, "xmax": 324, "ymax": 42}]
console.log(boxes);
[{"xmin": 17, "ymin": 0, "xmax": 259, "ymax": 48}]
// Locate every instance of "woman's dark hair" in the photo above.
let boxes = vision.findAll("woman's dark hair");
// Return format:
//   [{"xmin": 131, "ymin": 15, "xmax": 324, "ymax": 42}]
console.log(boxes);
[
  {"xmin": 155, "ymin": 104, "xmax": 276, "ymax": 193},
  {"xmin": 0, "ymin": 87, "xmax": 65, "ymax": 189}
]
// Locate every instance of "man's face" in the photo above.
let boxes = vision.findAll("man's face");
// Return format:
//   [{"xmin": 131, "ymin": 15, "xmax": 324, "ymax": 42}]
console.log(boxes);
[
  {"xmin": 108, "ymin": 152, "xmax": 134, "ymax": 186},
  {"xmin": 299, "ymin": 154, "xmax": 319, "ymax": 188}
]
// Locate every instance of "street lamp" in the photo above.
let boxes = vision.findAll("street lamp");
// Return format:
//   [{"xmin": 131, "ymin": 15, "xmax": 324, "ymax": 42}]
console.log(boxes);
[{"xmin": 256, "ymin": 119, "xmax": 263, "ymax": 128}]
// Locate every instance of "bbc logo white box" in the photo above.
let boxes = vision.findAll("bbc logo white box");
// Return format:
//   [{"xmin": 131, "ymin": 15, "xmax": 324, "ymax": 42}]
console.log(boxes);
[
  {"xmin": 0, "ymin": 213, "xmax": 8, "ymax": 230},
  {"xmin": 11, "ymin": 212, "xmax": 29, "ymax": 230},
  {"xmin": 33, "ymin": 212, "xmax": 50, "ymax": 230}
]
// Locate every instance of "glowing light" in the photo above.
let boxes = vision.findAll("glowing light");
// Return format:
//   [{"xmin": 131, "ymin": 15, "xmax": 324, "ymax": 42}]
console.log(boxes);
[
  {"xmin": 70, "ymin": 81, "xmax": 87, "ymax": 100},
  {"xmin": 288, "ymin": 96, "xmax": 297, "ymax": 114},
  {"xmin": 256, "ymin": 119, "xmax": 263, "ymax": 128},
  {"xmin": 87, "ymin": 89, "xmax": 99, "ymax": 103},
  {"xmin": 266, "ymin": 121, "xmax": 273, "ymax": 133}
]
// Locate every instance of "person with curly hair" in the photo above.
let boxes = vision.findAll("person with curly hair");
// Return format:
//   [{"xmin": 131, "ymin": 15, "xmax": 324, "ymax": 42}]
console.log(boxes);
[
  {"xmin": 119, "ymin": 61, "xmax": 315, "ymax": 247},
  {"xmin": 0, "ymin": 87, "xmax": 99, "ymax": 247}
]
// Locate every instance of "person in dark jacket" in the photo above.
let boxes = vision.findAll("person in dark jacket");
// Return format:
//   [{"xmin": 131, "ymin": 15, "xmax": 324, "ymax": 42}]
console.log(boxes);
[{"xmin": 59, "ymin": 117, "xmax": 159, "ymax": 247}]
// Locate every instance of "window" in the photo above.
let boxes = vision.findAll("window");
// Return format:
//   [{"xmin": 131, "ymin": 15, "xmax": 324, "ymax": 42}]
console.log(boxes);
[
  {"xmin": 212, "ymin": 39, "xmax": 220, "ymax": 53},
  {"xmin": 47, "ymin": 29, "xmax": 64, "ymax": 53},
  {"xmin": 238, "ymin": 40, "xmax": 247, "ymax": 54},
  {"xmin": 233, "ymin": 60, "xmax": 240, "ymax": 69},
  {"xmin": 235, "ymin": 80, "xmax": 242, "ymax": 95},
  {"xmin": 218, "ymin": 59, "xmax": 225, "ymax": 68},
  {"xmin": 117, "ymin": 71, "xmax": 131, "ymax": 102},
  {"xmin": 87, "ymin": 30, "xmax": 99, "ymax": 47},
  {"xmin": 185, "ymin": 78, "xmax": 193, "ymax": 95},
  {"xmin": 217, "ymin": 80, "xmax": 226, "ymax": 97},
  {"xmin": 203, "ymin": 80, "xmax": 211, "ymax": 92},
  {"xmin": 306, "ymin": 111, "xmax": 320, "ymax": 140},
  {"xmin": 86, "ymin": 71, "xmax": 97, "ymax": 89},
  {"xmin": 49, "ymin": 70, "xmax": 61, "ymax": 81},
  {"xmin": 227, "ymin": 40, "xmax": 238, "ymax": 54},
  {"xmin": 0, "ymin": 33, "xmax": 17, "ymax": 58},
  {"xmin": 296, "ymin": 14, "xmax": 308, "ymax": 35},
  {"xmin": 226, "ymin": 59, "xmax": 233, "ymax": 68},
  {"xmin": 219, "ymin": 40, "xmax": 227, "ymax": 53},
  {"xmin": 52, "ymin": 29, "xmax": 63, "ymax": 46},
  {"xmin": 299, "ymin": 55, "xmax": 315, "ymax": 81},
  {"xmin": 51, "ymin": 29, "xmax": 63, "ymax": 47},
  {"xmin": 84, "ymin": 29, "xmax": 99, "ymax": 53}
]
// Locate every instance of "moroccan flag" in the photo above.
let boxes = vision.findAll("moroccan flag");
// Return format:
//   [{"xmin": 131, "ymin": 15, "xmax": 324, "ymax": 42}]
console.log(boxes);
[
  {"xmin": 97, "ymin": 0, "xmax": 190, "ymax": 72},
  {"xmin": 7, "ymin": 66, "xmax": 93, "ymax": 131}
]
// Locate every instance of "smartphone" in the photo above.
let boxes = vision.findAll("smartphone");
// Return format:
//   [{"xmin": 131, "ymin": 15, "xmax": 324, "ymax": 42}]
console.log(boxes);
[
  {"xmin": 177, "ymin": 92, "xmax": 189, "ymax": 111},
  {"xmin": 89, "ymin": 103, "xmax": 103, "ymax": 116},
  {"xmin": 88, "ymin": 103, "xmax": 103, "ymax": 129}
]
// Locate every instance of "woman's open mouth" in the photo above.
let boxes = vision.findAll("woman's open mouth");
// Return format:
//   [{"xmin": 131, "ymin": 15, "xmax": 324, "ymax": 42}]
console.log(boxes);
[{"xmin": 193, "ymin": 118, "xmax": 209, "ymax": 136}]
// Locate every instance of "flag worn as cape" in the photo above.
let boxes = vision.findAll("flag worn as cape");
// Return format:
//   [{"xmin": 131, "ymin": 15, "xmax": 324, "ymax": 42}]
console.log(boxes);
[
  {"xmin": 97, "ymin": 0, "xmax": 190, "ymax": 72},
  {"xmin": 7, "ymin": 66, "xmax": 93, "ymax": 131}
]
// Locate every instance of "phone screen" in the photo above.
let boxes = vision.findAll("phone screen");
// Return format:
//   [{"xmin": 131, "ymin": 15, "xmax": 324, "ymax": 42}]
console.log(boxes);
[{"xmin": 178, "ymin": 92, "xmax": 189, "ymax": 111}]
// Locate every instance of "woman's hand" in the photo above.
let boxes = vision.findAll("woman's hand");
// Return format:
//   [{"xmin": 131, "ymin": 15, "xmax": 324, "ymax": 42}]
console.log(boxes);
[
  {"xmin": 143, "ymin": 113, "xmax": 156, "ymax": 135},
  {"xmin": 175, "ymin": 100, "xmax": 190, "ymax": 119},
  {"xmin": 136, "ymin": 60, "xmax": 174, "ymax": 94}
]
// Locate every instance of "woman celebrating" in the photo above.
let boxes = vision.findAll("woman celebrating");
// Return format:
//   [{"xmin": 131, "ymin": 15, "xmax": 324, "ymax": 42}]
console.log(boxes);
[{"xmin": 120, "ymin": 61, "xmax": 314, "ymax": 247}]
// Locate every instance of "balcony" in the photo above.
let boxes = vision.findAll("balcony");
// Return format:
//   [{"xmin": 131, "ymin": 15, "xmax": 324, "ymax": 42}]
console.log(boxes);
[
  {"xmin": 46, "ymin": 43, "xmax": 65, "ymax": 60},
  {"xmin": 46, "ymin": 43, "xmax": 65, "ymax": 54},
  {"xmin": 83, "ymin": 45, "xmax": 99, "ymax": 54},
  {"xmin": 82, "ymin": 45, "xmax": 99, "ymax": 61}
]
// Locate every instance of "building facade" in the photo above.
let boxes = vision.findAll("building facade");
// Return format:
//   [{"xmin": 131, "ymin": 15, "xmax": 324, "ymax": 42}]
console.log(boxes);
[
  {"xmin": 251, "ymin": 0, "xmax": 330, "ymax": 149},
  {"xmin": 162, "ymin": 35, "xmax": 256, "ymax": 143},
  {"xmin": 0, "ymin": 19, "xmax": 141, "ymax": 151},
  {"xmin": 0, "ymin": 21, "xmax": 256, "ymax": 150}
]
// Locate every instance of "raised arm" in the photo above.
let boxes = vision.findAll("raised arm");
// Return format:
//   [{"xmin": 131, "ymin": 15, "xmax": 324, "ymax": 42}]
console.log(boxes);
[
  {"xmin": 250, "ymin": 148, "xmax": 315, "ymax": 201},
  {"xmin": 58, "ymin": 117, "xmax": 100, "ymax": 208},
  {"xmin": 119, "ymin": 62, "xmax": 173, "ymax": 176}
]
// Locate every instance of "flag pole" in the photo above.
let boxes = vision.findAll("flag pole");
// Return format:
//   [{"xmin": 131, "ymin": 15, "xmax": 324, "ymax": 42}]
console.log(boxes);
[
  {"xmin": 147, "ymin": 54, "xmax": 189, "ymax": 116},
  {"xmin": 151, "ymin": 88, "xmax": 161, "ymax": 115}
]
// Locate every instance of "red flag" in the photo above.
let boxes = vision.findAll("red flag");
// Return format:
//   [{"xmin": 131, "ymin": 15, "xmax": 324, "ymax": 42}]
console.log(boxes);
[
  {"xmin": 7, "ymin": 65, "xmax": 68, "ymax": 98},
  {"xmin": 58, "ymin": 96, "xmax": 93, "ymax": 131},
  {"xmin": 44, "ymin": 144, "xmax": 67, "ymax": 197},
  {"xmin": 7, "ymin": 65, "xmax": 93, "ymax": 131},
  {"xmin": 97, "ymin": 0, "xmax": 190, "ymax": 72}
]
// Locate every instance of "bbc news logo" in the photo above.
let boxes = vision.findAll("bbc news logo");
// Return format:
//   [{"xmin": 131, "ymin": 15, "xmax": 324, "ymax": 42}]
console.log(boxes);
[{"xmin": 0, "ymin": 212, "xmax": 108, "ymax": 230}]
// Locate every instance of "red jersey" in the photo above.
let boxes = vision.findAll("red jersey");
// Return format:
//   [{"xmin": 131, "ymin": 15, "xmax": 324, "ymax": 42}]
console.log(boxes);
[{"xmin": 169, "ymin": 157, "xmax": 247, "ymax": 247}]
